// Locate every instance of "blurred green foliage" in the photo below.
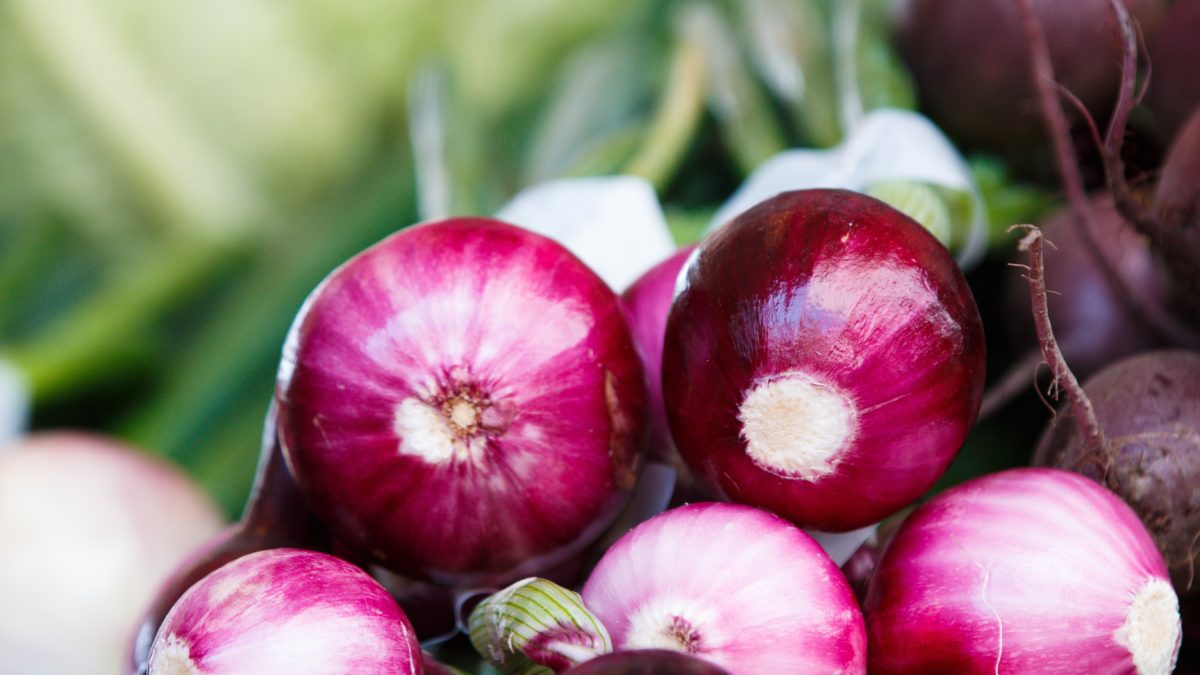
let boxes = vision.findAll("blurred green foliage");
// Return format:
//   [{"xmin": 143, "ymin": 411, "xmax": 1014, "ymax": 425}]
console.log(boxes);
[{"xmin": 0, "ymin": 0, "xmax": 1056, "ymax": 520}]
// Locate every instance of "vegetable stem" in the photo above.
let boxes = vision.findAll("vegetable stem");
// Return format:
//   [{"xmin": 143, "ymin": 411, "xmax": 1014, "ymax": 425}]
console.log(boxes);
[
  {"xmin": 1016, "ymin": 0, "xmax": 1200, "ymax": 350},
  {"xmin": 1014, "ymin": 225, "xmax": 1110, "ymax": 473}
]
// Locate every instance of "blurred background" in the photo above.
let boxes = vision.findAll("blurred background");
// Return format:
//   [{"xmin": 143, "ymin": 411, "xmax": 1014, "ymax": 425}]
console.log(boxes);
[
  {"xmin": 6, "ymin": 0, "xmax": 1004, "ymax": 516},
  {"xmin": 8, "ymin": 0, "xmax": 1200, "ymax": 671}
]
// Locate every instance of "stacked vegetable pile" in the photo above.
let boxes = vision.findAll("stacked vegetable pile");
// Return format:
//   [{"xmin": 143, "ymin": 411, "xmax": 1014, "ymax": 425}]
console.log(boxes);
[{"xmin": 1, "ymin": 0, "xmax": 1199, "ymax": 673}]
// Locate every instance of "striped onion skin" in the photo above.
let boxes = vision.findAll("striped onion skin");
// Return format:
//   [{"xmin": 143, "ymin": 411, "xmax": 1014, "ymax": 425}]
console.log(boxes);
[
  {"xmin": 148, "ymin": 549, "xmax": 420, "ymax": 674},
  {"xmin": 581, "ymin": 502, "xmax": 866, "ymax": 674},
  {"xmin": 276, "ymin": 218, "xmax": 646, "ymax": 585},
  {"xmin": 865, "ymin": 468, "xmax": 1181, "ymax": 674},
  {"xmin": 469, "ymin": 577, "xmax": 612, "ymax": 674}
]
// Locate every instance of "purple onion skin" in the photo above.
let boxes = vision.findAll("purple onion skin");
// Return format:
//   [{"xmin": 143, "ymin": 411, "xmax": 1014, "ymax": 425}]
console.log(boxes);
[
  {"xmin": 1154, "ymin": 108, "xmax": 1200, "ymax": 328},
  {"xmin": 663, "ymin": 189, "xmax": 985, "ymax": 532},
  {"xmin": 620, "ymin": 245, "xmax": 714, "ymax": 503},
  {"xmin": 1034, "ymin": 350, "xmax": 1200, "ymax": 595},
  {"xmin": 277, "ymin": 217, "xmax": 646, "ymax": 585},
  {"xmin": 1003, "ymin": 196, "xmax": 1169, "ymax": 379},
  {"xmin": 566, "ymin": 650, "xmax": 731, "ymax": 674},
  {"xmin": 620, "ymin": 245, "xmax": 695, "ymax": 458},
  {"xmin": 1146, "ymin": 0, "xmax": 1200, "ymax": 144},
  {"xmin": 866, "ymin": 468, "xmax": 1180, "ymax": 674},
  {"xmin": 894, "ymin": 0, "xmax": 1164, "ymax": 152},
  {"xmin": 130, "ymin": 415, "xmax": 329, "ymax": 675},
  {"xmin": 582, "ymin": 502, "xmax": 866, "ymax": 674},
  {"xmin": 148, "ymin": 549, "xmax": 420, "ymax": 674}
]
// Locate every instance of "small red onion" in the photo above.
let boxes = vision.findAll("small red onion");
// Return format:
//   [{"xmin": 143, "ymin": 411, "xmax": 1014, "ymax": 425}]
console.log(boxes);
[
  {"xmin": 620, "ymin": 245, "xmax": 695, "ymax": 456},
  {"xmin": 130, "ymin": 406, "xmax": 329, "ymax": 674},
  {"xmin": 276, "ymin": 217, "xmax": 646, "ymax": 584},
  {"xmin": 663, "ymin": 189, "xmax": 985, "ymax": 532},
  {"xmin": 148, "ymin": 549, "xmax": 420, "ymax": 674},
  {"xmin": 565, "ymin": 650, "xmax": 731, "ymax": 674},
  {"xmin": 865, "ymin": 468, "xmax": 1181, "ymax": 674},
  {"xmin": 0, "ymin": 433, "xmax": 222, "ymax": 675},
  {"xmin": 581, "ymin": 502, "xmax": 866, "ymax": 674}
]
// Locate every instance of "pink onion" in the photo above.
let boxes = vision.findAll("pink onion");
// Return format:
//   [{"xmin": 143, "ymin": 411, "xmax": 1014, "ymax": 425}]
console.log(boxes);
[
  {"xmin": 148, "ymin": 548, "xmax": 420, "ymax": 674},
  {"xmin": 276, "ymin": 217, "xmax": 646, "ymax": 585},
  {"xmin": 131, "ymin": 405, "xmax": 330, "ymax": 674},
  {"xmin": 620, "ymin": 245, "xmax": 713, "ymax": 503},
  {"xmin": 0, "ymin": 433, "xmax": 222, "ymax": 675},
  {"xmin": 620, "ymin": 244, "xmax": 695, "ymax": 455},
  {"xmin": 865, "ymin": 468, "xmax": 1181, "ymax": 674},
  {"xmin": 581, "ymin": 502, "xmax": 866, "ymax": 674},
  {"xmin": 663, "ymin": 189, "xmax": 985, "ymax": 532}
]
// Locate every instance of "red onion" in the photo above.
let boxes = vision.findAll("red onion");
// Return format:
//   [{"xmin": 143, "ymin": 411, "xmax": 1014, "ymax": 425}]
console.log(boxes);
[
  {"xmin": 148, "ymin": 548, "xmax": 420, "ymax": 674},
  {"xmin": 865, "ymin": 468, "xmax": 1181, "ymax": 674},
  {"xmin": 619, "ymin": 245, "xmax": 714, "ymax": 504},
  {"xmin": 0, "ymin": 433, "xmax": 222, "ymax": 675},
  {"xmin": 663, "ymin": 189, "xmax": 985, "ymax": 532},
  {"xmin": 130, "ymin": 406, "xmax": 329, "ymax": 674},
  {"xmin": 620, "ymin": 245, "xmax": 695, "ymax": 456},
  {"xmin": 276, "ymin": 217, "xmax": 646, "ymax": 585},
  {"xmin": 565, "ymin": 650, "xmax": 731, "ymax": 674},
  {"xmin": 581, "ymin": 502, "xmax": 866, "ymax": 674}
]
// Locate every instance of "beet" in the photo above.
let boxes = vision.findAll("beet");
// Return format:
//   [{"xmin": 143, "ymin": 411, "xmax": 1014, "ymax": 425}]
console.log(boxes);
[
  {"xmin": 1146, "ymin": 0, "xmax": 1200, "ymax": 144},
  {"xmin": 1034, "ymin": 350, "xmax": 1200, "ymax": 595},
  {"xmin": 893, "ymin": 0, "xmax": 1164, "ymax": 152},
  {"xmin": 1153, "ymin": 108, "xmax": 1200, "ymax": 328},
  {"xmin": 1004, "ymin": 195, "xmax": 1169, "ymax": 378}
]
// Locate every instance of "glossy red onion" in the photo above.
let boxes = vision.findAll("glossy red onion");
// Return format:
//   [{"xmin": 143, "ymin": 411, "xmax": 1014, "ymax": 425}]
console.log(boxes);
[
  {"xmin": 663, "ymin": 189, "xmax": 985, "ymax": 532},
  {"xmin": 865, "ymin": 468, "xmax": 1181, "ymax": 674},
  {"xmin": 566, "ymin": 650, "xmax": 731, "ymax": 674},
  {"xmin": 148, "ymin": 549, "xmax": 420, "ymax": 674},
  {"xmin": 276, "ymin": 217, "xmax": 646, "ymax": 584},
  {"xmin": 581, "ymin": 502, "xmax": 866, "ymax": 674},
  {"xmin": 0, "ymin": 433, "xmax": 222, "ymax": 675}
]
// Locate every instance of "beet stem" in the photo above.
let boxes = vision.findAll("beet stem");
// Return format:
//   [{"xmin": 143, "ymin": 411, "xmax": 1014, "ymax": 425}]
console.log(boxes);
[
  {"xmin": 1100, "ymin": 0, "xmax": 1161, "ymax": 237},
  {"xmin": 1015, "ymin": 225, "xmax": 1110, "ymax": 463},
  {"xmin": 1017, "ymin": 0, "xmax": 1200, "ymax": 351}
]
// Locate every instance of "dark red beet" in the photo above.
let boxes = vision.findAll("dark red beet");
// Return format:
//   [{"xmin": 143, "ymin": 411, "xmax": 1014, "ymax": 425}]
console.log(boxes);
[
  {"xmin": 1034, "ymin": 350, "xmax": 1200, "ymax": 595},
  {"xmin": 1146, "ymin": 0, "xmax": 1200, "ymax": 144},
  {"xmin": 1004, "ymin": 195, "xmax": 1169, "ymax": 378},
  {"xmin": 1154, "ymin": 108, "xmax": 1200, "ymax": 328},
  {"xmin": 663, "ymin": 190, "xmax": 985, "ymax": 532},
  {"xmin": 565, "ymin": 650, "xmax": 730, "ymax": 675},
  {"xmin": 894, "ymin": 0, "xmax": 1164, "ymax": 152}
]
